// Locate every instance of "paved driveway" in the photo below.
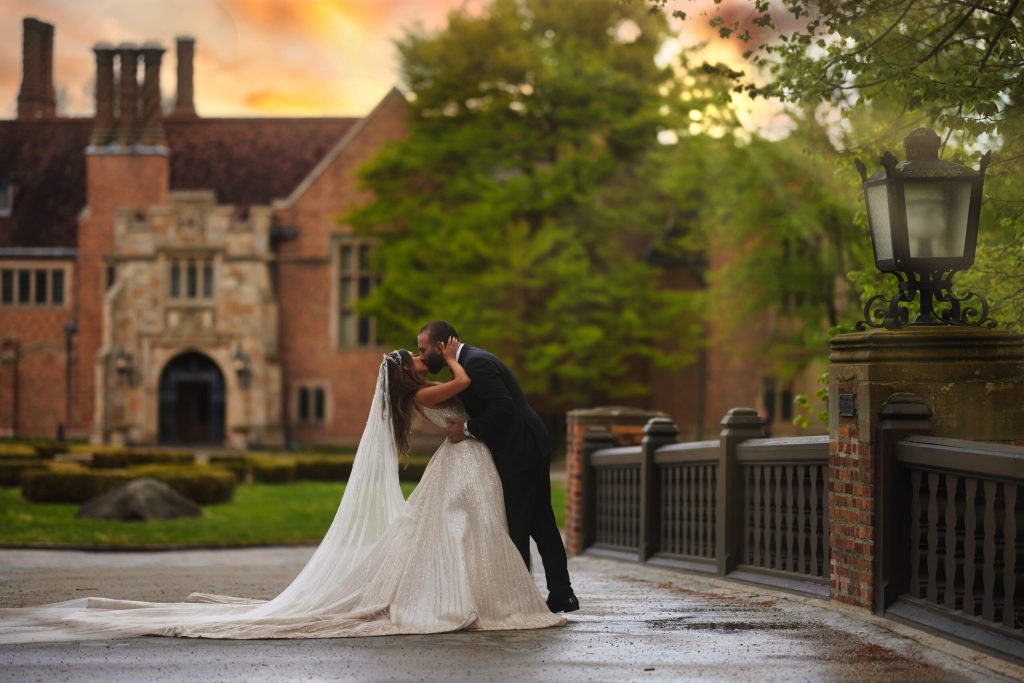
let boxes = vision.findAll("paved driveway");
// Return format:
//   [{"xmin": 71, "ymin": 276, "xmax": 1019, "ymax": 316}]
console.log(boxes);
[{"xmin": 1, "ymin": 547, "xmax": 1021, "ymax": 682}]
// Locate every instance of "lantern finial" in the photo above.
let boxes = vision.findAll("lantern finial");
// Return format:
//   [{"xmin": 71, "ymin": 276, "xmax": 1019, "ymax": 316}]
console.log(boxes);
[{"xmin": 903, "ymin": 127, "xmax": 941, "ymax": 161}]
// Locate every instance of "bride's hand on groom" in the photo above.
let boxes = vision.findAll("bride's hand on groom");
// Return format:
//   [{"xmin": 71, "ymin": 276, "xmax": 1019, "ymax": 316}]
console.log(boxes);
[
  {"xmin": 441, "ymin": 336, "xmax": 459, "ymax": 364},
  {"xmin": 445, "ymin": 417, "xmax": 467, "ymax": 443}
]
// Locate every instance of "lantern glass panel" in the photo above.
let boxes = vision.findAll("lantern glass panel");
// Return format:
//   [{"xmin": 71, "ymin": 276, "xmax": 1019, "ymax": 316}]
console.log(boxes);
[
  {"xmin": 904, "ymin": 180, "xmax": 972, "ymax": 259},
  {"xmin": 865, "ymin": 183, "xmax": 893, "ymax": 262}
]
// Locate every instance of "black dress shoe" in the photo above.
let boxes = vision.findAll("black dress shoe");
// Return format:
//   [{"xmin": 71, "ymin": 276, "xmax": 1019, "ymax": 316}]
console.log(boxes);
[{"xmin": 546, "ymin": 590, "xmax": 580, "ymax": 613}]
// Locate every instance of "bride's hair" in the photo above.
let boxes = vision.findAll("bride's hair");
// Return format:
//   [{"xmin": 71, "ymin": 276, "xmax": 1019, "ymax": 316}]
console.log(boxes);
[{"xmin": 384, "ymin": 349, "xmax": 427, "ymax": 456}]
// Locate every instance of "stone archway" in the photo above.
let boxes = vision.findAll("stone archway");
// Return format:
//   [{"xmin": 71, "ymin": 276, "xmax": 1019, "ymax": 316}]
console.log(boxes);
[{"xmin": 158, "ymin": 351, "xmax": 225, "ymax": 445}]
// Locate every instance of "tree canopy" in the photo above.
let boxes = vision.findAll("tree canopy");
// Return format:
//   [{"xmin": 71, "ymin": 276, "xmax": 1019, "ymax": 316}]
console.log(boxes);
[
  {"xmin": 648, "ymin": 0, "xmax": 1024, "ymax": 330},
  {"xmin": 349, "ymin": 0, "xmax": 704, "ymax": 409}
]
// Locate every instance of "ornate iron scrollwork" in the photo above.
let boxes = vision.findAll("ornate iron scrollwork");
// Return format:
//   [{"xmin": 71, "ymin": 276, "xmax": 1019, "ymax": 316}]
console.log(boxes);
[{"xmin": 856, "ymin": 271, "xmax": 997, "ymax": 330}]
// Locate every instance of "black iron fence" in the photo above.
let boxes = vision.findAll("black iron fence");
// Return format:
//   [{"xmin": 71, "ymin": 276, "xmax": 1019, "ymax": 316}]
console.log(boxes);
[
  {"xmin": 874, "ymin": 397, "xmax": 1023, "ymax": 655},
  {"xmin": 582, "ymin": 409, "xmax": 830, "ymax": 594}
]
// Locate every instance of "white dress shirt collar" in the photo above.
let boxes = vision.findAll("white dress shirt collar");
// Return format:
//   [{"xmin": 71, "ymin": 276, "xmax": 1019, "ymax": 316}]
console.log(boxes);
[{"xmin": 456, "ymin": 342, "xmax": 465, "ymax": 363}]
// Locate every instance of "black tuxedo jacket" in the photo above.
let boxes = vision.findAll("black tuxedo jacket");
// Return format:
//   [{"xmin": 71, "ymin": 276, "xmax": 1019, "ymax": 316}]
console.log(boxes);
[{"xmin": 456, "ymin": 345, "xmax": 552, "ymax": 480}]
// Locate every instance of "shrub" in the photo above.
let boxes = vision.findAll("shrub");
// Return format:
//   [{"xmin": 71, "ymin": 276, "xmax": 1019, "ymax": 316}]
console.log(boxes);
[
  {"xmin": 21, "ymin": 465, "xmax": 130, "ymax": 503},
  {"xmin": 0, "ymin": 460, "xmax": 49, "ymax": 487},
  {"xmin": 208, "ymin": 455, "xmax": 250, "ymax": 482},
  {"xmin": 126, "ymin": 465, "xmax": 235, "ymax": 504},
  {"xmin": 0, "ymin": 443, "xmax": 35, "ymax": 457},
  {"xmin": 20, "ymin": 464, "xmax": 235, "ymax": 505},
  {"xmin": 398, "ymin": 456, "xmax": 430, "ymax": 482},
  {"xmin": 249, "ymin": 456, "xmax": 296, "ymax": 483},
  {"xmin": 91, "ymin": 449, "xmax": 195, "ymax": 469},
  {"xmin": 294, "ymin": 456, "xmax": 354, "ymax": 481},
  {"xmin": 31, "ymin": 440, "xmax": 67, "ymax": 460}
]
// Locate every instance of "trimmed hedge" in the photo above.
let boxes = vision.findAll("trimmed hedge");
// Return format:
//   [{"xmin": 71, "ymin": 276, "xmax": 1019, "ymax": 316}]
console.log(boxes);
[
  {"xmin": 0, "ymin": 443, "xmax": 36, "ymax": 457},
  {"xmin": 21, "ymin": 465, "xmax": 130, "ymax": 503},
  {"xmin": 398, "ymin": 456, "xmax": 430, "ymax": 482},
  {"xmin": 249, "ymin": 456, "xmax": 296, "ymax": 483},
  {"xmin": 294, "ymin": 455, "xmax": 353, "ymax": 481},
  {"xmin": 20, "ymin": 464, "xmax": 235, "ymax": 505},
  {"xmin": 127, "ymin": 465, "xmax": 235, "ymax": 504},
  {"xmin": 0, "ymin": 460, "xmax": 49, "ymax": 487},
  {"xmin": 208, "ymin": 455, "xmax": 250, "ymax": 482},
  {"xmin": 91, "ymin": 449, "xmax": 195, "ymax": 469}
]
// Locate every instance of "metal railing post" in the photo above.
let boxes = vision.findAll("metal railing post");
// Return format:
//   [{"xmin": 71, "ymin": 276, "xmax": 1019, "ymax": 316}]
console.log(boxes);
[
  {"xmin": 581, "ymin": 425, "xmax": 616, "ymax": 552},
  {"xmin": 718, "ymin": 408, "xmax": 766, "ymax": 575},
  {"xmin": 875, "ymin": 393, "xmax": 933, "ymax": 614},
  {"xmin": 641, "ymin": 417, "xmax": 679, "ymax": 561}
]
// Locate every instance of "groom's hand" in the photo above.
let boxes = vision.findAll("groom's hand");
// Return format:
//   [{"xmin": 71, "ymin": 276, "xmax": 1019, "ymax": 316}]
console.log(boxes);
[{"xmin": 445, "ymin": 418, "xmax": 467, "ymax": 443}]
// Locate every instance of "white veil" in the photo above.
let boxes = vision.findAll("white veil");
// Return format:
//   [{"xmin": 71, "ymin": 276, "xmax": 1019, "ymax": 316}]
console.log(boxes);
[{"xmin": 0, "ymin": 358, "xmax": 408, "ymax": 642}]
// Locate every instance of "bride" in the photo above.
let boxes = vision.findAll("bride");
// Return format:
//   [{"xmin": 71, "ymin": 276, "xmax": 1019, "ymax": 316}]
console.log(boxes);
[{"xmin": 0, "ymin": 338, "xmax": 565, "ymax": 642}]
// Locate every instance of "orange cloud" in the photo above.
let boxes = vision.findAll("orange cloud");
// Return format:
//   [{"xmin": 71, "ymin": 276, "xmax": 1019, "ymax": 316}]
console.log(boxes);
[{"xmin": 243, "ymin": 87, "xmax": 351, "ymax": 113}]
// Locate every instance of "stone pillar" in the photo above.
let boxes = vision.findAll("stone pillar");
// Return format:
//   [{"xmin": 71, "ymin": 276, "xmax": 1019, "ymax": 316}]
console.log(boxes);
[
  {"xmin": 90, "ymin": 44, "xmax": 116, "ymax": 147},
  {"xmin": 718, "ymin": 407, "xmax": 765, "ymax": 574},
  {"xmin": 116, "ymin": 44, "xmax": 140, "ymax": 145},
  {"xmin": 17, "ymin": 18, "xmax": 56, "ymax": 119},
  {"xmin": 139, "ymin": 43, "xmax": 166, "ymax": 146},
  {"xmin": 827, "ymin": 326, "xmax": 1024, "ymax": 609},
  {"xmin": 565, "ymin": 406, "xmax": 667, "ymax": 556},
  {"xmin": 171, "ymin": 36, "xmax": 198, "ymax": 118}
]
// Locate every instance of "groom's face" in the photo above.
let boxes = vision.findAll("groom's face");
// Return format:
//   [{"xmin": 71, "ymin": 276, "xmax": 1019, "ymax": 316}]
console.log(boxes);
[{"xmin": 416, "ymin": 331, "xmax": 446, "ymax": 374}]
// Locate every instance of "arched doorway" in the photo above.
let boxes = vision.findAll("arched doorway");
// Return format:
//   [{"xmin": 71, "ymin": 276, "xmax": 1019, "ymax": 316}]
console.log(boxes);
[{"xmin": 158, "ymin": 352, "xmax": 225, "ymax": 445}]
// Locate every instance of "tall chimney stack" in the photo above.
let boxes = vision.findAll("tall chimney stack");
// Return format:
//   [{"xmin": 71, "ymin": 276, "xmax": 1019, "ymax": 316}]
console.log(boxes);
[
  {"xmin": 17, "ymin": 17, "xmax": 57, "ymax": 120},
  {"xmin": 171, "ymin": 36, "xmax": 197, "ymax": 118},
  {"xmin": 90, "ymin": 43, "xmax": 115, "ymax": 146},
  {"xmin": 115, "ymin": 43, "xmax": 140, "ymax": 145},
  {"xmin": 139, "ymin": 42, "xmax": 167, "ymax": 146}
]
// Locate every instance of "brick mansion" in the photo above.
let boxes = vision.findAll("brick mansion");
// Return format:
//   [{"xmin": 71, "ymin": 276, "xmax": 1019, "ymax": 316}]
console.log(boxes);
[{"xmin": 0, "ymin": 17, "xmax": 818, "ymax": 449}]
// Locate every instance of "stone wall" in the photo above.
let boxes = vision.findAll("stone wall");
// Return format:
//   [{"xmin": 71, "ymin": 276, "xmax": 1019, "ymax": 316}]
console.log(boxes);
[{"xmin": 94, "ymin": 190, "xmax": 283, "ymax": 448}]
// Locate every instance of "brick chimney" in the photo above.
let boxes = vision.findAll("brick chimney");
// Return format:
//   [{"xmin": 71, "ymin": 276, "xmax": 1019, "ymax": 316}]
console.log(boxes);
[
  {"xmin": 171, "ymin": 36, "xmax": 198, "ymax": 118},
  {"xmin": 90, "ymin": 43, "xmax": 115, "ymax": 146},
  {"xmin": 115, "ymin": 43, "xmax": 140, "ymax": 145},
  {"xmin": 17, "ymin": 17, "xmax": 56, "ymax": 120},
  {"xmin": 139, "ymin": 42, "xmax": 167, "ymax": 146}
]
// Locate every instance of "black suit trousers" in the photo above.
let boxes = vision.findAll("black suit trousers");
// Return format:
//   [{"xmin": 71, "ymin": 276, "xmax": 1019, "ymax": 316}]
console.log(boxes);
[{"xmin": 500, "ymin": 461, "xmax": 572, "ymax": 597}]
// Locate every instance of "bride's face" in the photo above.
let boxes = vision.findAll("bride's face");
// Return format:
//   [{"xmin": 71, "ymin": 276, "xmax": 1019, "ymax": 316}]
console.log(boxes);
[{"xmin": 411, "ymin": 354, "xmax": 429, "ymax": 378}]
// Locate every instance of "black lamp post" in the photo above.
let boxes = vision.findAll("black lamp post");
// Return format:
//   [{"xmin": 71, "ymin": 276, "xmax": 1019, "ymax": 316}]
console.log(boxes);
[
  {"xmin": 855, "ymin": 127, "xmax": 994, "ymax": 329},
  {"xmin": 113, "ymin": 347, "xmax": 134, "ymax": 385},
  {"xmin": 231, "ymin": 346, "xmax": 252, "ymax": 389}
]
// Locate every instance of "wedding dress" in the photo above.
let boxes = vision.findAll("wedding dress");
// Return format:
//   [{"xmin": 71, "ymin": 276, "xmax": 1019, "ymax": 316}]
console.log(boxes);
[{"xmin": 0, "ymin": 362, "xmax": 564, "ymax": 643}]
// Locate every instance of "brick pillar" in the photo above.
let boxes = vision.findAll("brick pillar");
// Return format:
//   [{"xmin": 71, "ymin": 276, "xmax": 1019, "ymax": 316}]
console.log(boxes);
[
  {"xmin": 16, "ymin": 18, "xmax": 56, "ymax": 119},
  {"xmin": 565, "ymin": 406, "xmax": 666, "ymax": 556},
  {"xmin": 827, "ymin": 326, "xmax": 1024, "ymax": 609},
  {"xmin": 139, "ymin": 43, "xmax": 166, "ymax": 146},
  {"xmin": 116, "ymin": 44, "xmax": 140, "ymax": 145},
  {"xmin": 171, "ymin": 36, "xmax": 198, "ymax": 118},
  {"xmin": 91, "ymin": 44, "xmax": 116, "ymax": 147}
]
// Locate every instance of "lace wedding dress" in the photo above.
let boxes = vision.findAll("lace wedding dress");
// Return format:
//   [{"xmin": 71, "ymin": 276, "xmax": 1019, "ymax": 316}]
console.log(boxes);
[{"xmin": 0, "ymin": 363, "xmax": 564, "ymax": 643}]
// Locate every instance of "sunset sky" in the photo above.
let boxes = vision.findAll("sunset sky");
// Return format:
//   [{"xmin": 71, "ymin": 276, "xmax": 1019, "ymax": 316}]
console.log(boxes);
[{"xmin": 0, "ymin": 0, "xmax": 776, "ymax": 126}]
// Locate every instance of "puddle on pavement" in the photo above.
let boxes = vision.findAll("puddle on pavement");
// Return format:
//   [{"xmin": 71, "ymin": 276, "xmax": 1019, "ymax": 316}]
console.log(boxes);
[{"xmin": 645, "ymin": 617, "xmax": 804, "ymax": 631}]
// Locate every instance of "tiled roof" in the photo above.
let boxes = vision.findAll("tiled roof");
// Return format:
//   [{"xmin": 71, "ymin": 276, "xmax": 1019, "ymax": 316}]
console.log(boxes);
[
  {"xmin": 0, "ymin": 119, "xmax": 92, "ymax": 249},
  {"xmin": 164, "ymin": 117, "xmax": 357, "ymax": 205},
  {"xmin": 0, "ymin": 116, "xmax": 359, "ymax": 249}
]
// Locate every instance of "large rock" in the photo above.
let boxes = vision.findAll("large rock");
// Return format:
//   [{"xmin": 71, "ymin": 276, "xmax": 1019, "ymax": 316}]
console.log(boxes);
[{"xmin": 77, "ymin": 478, "xmax": 203, "ymax": 521}]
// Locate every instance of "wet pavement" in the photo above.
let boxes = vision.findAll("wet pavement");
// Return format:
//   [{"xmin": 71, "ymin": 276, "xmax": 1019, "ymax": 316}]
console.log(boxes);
[{"xmin": 1, "ymin": 547, "xmax": 1021, "ymax": 682}]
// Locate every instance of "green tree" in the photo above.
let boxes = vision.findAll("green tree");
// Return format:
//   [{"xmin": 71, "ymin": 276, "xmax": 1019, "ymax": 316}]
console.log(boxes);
[
  {"xmin": 349, "ymin": 0, "xmax": 704, "ymax": 409},
  {"xmin": 647, "ymin": 0, "xmax": 1024, "ymax": 330}
]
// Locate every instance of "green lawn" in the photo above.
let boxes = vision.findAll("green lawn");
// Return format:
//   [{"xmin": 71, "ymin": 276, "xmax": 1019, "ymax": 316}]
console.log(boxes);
[{"xmin": 0, "ymin": 479, "xmax": 567, "ymax": 549}]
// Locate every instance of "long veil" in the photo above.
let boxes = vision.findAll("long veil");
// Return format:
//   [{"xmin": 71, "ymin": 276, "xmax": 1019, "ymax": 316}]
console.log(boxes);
[{"xmin": 0, "ymin": 359, "xmax": 407, "ymax": 643}]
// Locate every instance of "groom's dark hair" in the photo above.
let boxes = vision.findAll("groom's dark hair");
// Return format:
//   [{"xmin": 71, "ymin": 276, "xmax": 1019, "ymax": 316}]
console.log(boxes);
[{"xmin": 420, "ymin": 320, "xmax": 459, "ymax": 344}]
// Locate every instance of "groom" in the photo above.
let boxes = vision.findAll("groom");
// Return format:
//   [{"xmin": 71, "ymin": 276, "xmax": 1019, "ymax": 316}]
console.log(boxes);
[{"xmin": 417, "ymin": 321, "xmax": 579, "ymax": 613}]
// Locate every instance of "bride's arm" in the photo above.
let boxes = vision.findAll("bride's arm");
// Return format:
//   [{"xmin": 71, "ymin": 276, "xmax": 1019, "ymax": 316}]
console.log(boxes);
[{"xmin": 414, "ymin": 337, "xmax": 470, "ymax": 408}]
